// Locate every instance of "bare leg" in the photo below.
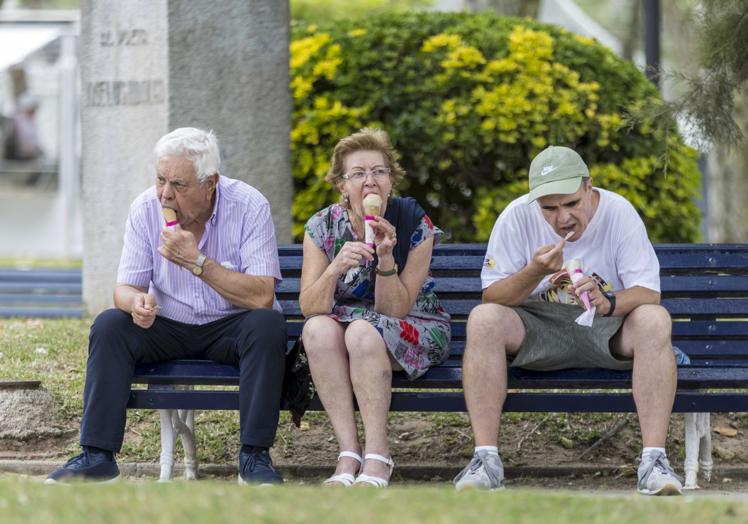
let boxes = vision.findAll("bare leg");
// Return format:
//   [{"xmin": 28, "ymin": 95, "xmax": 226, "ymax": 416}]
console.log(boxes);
[
  {"xmin": 611, "ymin": 304, "xmax": 676, "ymax": 447},
  {"xmin": 345, "ymin": 320, "xmax": 393, "ymax": 480},
  {"xmin": 303, "ymin": 316, "xmax": 361, "ymax": 480},
  {"xmin": 463, "ymin": 304, "xmax": 526, "ymax": 447}
]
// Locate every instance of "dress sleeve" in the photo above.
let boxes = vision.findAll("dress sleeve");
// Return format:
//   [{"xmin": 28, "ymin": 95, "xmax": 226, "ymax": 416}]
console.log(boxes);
[
  {"xmin": 304, "ymin": 208, "xmax": 327, "ymax": 250},
  {"xmin": 409, "ymin": 214, "xmax": 442, "ymax": 249},
  {"xmin": 304, "ymin": 206, "xmax": 343, "ymax": 261}
]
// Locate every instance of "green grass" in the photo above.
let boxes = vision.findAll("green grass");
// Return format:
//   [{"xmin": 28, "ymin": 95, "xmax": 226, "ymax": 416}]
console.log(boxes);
[
  {"xmin": 0, "ymin": 478, "xmax": 747, "ymax": 524},
  {"xmin": 0, "ymin": 318, "xmax": 90, "ymax": 420}
]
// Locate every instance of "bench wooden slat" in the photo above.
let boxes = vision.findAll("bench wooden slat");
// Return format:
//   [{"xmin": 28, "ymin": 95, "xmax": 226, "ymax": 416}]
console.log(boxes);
[
  {"xmin": 0, "ymin": 282, "xmax": 82, "ymax": 294},
  {"xmin": 432, "ymin": 340, "xmax": 748, "ymax": 360},
  {"xmin": 0, "ymin": 294, "xmax": 83, "ymax": 304},
  {"xmin": 284, "ymin": 320, "xmax": 748, "ymax": 340},
  {"xmin": 127, "ymin": 388, "xmax": 748, "ymax": 413},
  {"xmin": 132, "ymin": 360, "xmax": 748, "ymax": 390},
  {"xmin": 277, "ymin": 275, "xmax": 748, "ymax": 296},
  {"xmin": 0, "ymin": 268, "xmax": 81, "ymax": 283},
  {"xmin": 0, "ymin": 306, "xmax": 83, "ymax": 318},
  {"xmin": 278, "ymin": 299, "xmax": 748, "ymax": 318}
]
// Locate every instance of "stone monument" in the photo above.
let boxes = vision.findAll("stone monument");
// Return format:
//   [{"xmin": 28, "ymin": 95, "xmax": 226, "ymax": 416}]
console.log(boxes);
[{"xmin": 80, "ymin": 0, "xmax": 292, "ymax": 315}]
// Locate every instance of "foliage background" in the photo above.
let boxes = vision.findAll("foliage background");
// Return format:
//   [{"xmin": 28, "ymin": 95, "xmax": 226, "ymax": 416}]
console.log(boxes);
[{"xmin": 290, "ymin": 12, "xmax": 701, "ymax": 242}]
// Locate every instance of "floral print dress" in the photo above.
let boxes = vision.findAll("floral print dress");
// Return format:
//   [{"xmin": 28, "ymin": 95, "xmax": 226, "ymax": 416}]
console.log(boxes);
[{"xmin": 304, "ymin": 203, "xmax": 451, "ymax": 379}]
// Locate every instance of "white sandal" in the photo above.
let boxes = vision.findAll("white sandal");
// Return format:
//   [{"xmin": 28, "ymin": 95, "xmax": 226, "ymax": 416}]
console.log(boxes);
[
  {"xmin": 353, "ymin": 453, "xmax": 395, "ymax": 488},
  {"xmin": 323, "ymin": 451, "xmax": 363, "ymax": 487}
]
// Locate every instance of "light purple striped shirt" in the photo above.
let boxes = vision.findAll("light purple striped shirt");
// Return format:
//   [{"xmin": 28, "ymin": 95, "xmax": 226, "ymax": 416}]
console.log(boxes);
[{"xmin": 116, "ymin": 176, "xmax": 282, "ymax": 324}]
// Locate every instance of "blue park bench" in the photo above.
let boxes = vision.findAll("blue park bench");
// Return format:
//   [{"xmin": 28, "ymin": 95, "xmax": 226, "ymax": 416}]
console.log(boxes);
[
  {"xmin": 0, "ymin": 267, "xmax": 82, "ymax": 318},
  {"xmin": 2, "ymin": 245, "xmax": 747, "ymax": 485},
  {"xmin": 125, "ymin": 243, "xmax": 748, "ymax": 487}
]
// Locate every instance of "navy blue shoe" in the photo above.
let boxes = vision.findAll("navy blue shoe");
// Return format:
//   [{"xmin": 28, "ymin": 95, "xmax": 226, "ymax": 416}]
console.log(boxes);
[
  {"xmin": 45, "ymin": 447, "xmax": 120, "ymax": 484},
  {"xmin": 238, "ymin": 448, "xmax": 283, "ymax": 485}
]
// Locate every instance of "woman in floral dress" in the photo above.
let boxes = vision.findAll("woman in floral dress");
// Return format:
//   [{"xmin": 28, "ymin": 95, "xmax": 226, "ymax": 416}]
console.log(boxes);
[{"xmin": 300, "ymin": 128, "xmax": 451, "ymax": 488}]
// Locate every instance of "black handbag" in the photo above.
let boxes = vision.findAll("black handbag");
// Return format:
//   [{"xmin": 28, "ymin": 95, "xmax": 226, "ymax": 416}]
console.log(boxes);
[{"xmin": 282, "ymin": 338, "xmax": 315, "ymax": 427}]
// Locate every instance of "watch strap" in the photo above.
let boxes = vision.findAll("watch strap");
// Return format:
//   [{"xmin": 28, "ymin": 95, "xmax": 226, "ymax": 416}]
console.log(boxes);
[{"xmin": 603, "ymin": 292, "xmax": 616, "ymax": 317}]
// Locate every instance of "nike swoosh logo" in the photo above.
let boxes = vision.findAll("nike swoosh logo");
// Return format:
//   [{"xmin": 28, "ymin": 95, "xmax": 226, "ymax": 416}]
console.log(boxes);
[{"xmin": 540, "ymin": 165, "xmax": 555, "ymax": 176}]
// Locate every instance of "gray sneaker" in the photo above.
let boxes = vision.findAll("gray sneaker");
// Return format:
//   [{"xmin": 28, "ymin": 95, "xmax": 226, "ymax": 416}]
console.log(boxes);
[
  {"xmin": 454, "ymin": 450, "xmax": 505, "ymax": 491},
  {"xmin": 637, "ymin": 451, "xmax": 683, "ymax": 496}
]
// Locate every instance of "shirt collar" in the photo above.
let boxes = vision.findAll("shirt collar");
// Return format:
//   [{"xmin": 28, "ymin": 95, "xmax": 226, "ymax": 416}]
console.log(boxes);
[{"xmin": 209, "ymin": 176, "xmax": 222, "ymax": 225}]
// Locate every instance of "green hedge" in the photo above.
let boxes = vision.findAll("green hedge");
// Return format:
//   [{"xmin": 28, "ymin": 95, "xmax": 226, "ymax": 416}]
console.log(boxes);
[{"xmin": 290, "ymin": 12, "xmax": 701, "ymax": 242}]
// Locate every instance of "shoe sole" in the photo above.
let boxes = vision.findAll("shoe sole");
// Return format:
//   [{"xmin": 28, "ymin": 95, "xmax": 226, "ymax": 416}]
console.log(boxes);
[
  {"xmin": 237, "ymin": 474, "xmax": 282, "ymax": 487},
  {"xmin": 638, "ymin": 483, "xmax": 683, "ymax": 496},
  {"xmin": 44, "ymin": 474, "xmax": 122, "ymax": 485},
  {"xmin": 455, "ymin": 483, "xmax": 505, "ymax": 492}
]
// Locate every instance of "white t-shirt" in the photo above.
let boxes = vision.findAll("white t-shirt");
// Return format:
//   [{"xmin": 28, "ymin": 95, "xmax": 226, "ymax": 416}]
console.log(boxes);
[{"xmin": 481, "ymin": 188, "xmax": 660, "ymax": 303}]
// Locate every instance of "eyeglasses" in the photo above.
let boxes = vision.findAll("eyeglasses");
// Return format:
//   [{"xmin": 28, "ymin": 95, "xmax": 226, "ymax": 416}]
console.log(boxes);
[{"xmin": 342, "ymin": 167, "xmax": 391, "ymax": 181}]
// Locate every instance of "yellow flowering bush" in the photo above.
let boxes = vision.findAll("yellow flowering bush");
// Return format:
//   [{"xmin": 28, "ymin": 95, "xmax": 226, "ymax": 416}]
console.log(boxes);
[{"xmin": 290, "ymin": 12, "xmax": 701, "ymax": 242}]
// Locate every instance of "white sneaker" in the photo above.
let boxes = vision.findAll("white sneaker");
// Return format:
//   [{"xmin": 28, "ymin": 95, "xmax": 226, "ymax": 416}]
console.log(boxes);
[
  {"xmin": 637, "ymin": 451, "xmax": 683, "ymax": 496},
  {"xmin": 454, "ymin": 450, "xmax": 505, "ymax": 491}
]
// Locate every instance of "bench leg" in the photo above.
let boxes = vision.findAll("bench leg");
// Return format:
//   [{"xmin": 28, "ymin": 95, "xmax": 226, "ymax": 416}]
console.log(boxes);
[
  {"xmin": 697, "ymin": 412, "xmax": 713, "ymax": 483},
  {"xmin": 178, "ymin": 409, "xmax": 198, "ymax": 480},
  {"xmin": 683, "ymin": 412, "xmax": 712, "ymax": 489},
  {"xmin": 158, "ymin": 409, "xmax": 178, "ymax": 482},
  {"xmin": 157, "ymin": 408, "xmax": 198, "ymax": 481}
]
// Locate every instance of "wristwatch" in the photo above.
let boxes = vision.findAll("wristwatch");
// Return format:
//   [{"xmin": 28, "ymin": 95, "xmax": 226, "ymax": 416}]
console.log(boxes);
[
  {"xmin": 602, "ymin": 291, "xmax": 616, "ymax": 317},
  {"xmin": 375, "ymin": 263, "xmax": 398, "ymax": 277},
  {"xmin": 192, "ymin": 253, "xmax": 207, "ymax": 276}
]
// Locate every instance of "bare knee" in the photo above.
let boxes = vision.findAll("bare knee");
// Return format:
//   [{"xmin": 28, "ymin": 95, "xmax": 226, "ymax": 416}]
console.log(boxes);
[
  {"xmin": 629, "ymin": 304, "xmax": 671, "ymax": 338},
  {"xmin": 466, "ymin": 303, "xmax": 522, "ymax": 355},
  {"xmin": 628, "ymin": 304, "xmax": 673, "ymax": 354},
  {"xmin": 344, "ymin": 320, "xmax": 387, "ymax": 361},
  {"xmin": 302, "ymin": 315, "xmax": 343, "ymax": 359}
]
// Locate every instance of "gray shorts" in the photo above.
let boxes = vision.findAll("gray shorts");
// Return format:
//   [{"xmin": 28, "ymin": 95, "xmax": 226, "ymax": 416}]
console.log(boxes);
[{"xmin": 510, "ymin": 301, "xmax": 631, "ymax": 371}]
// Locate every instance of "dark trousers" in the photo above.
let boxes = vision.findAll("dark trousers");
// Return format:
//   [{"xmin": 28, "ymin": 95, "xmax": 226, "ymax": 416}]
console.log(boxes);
[{"xmin": 79, "ymin": 308, "xmax": 287, "ymax": 453}]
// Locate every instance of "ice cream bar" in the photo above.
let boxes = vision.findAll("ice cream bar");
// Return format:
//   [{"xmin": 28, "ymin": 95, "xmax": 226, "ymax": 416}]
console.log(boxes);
[
  {"xmin": 566, "ymin": 258, "xmax": 596, "ymax": 327},
  {"xmin": 162, "ymin": 207, "xmax": 178, "ymax": 229},
  {"xmin": 362, "ymin": 194, "xmax": 382, "ymax": 248}
]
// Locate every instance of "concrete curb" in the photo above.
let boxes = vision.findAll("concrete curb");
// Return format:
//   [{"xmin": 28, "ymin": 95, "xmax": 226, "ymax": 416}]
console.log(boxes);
[{"xmin": 5, "ymin": 459, "xmax": 748, "ymax": 482}]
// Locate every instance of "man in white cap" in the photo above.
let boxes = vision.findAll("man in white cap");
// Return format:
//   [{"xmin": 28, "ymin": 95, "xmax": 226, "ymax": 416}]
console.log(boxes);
[{"xmin": 454, "ymin": 146, "xmax": 681, "ymax": 495}]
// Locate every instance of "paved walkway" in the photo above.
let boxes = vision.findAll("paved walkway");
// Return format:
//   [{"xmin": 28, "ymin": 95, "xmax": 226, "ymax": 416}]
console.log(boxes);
[{"xmin": 5, "ymin": 459, "xmax": 748, "ymax": 496}]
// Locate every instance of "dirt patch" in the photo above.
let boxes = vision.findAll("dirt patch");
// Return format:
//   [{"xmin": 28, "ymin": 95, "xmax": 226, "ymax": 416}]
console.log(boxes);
[{"xmin": 273, "ymin": 411, "xmax": 748, "ymax": 474}]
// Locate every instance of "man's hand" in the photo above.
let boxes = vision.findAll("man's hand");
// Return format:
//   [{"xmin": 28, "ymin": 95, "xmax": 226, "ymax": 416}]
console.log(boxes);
[
  {"xmin": 571, "ymin": 275, "xmax": 611, "ymax": 314},
  {"xmin": 159, "ymin": 225, "xmax": 201, "ymax": 269},
  {"xmin": 131, "ymin": 293, "xmax": 158, "ymax": 329},
  {"xmin": 529, "ymin": 237, "xmax": 566, "ymax": 276}
]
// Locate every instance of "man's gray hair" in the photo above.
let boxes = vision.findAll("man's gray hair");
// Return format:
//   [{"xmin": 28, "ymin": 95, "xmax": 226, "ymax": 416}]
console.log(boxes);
[{"xmin": 154, "ymin": 127, "xmax": 221, "ymax": 183}]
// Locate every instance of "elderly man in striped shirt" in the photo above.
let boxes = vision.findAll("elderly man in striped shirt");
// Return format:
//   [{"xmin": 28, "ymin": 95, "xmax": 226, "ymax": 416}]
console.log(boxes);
[{"xmin": 47, "ymin": 127, "xmax": 287, "ymax": 485}]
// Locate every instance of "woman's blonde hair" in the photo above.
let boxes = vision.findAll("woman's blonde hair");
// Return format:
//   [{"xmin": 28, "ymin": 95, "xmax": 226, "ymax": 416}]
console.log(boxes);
[{"xmin": 326, "ymin": 128, "xmax": 406, "ymax": 206}]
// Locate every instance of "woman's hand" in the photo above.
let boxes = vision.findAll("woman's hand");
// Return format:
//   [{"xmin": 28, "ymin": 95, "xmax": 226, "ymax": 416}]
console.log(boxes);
[
  {"xmin": 328, "ymin": 241, "xmax": 375, "ymax": 277},
  {"xmin": 370, "ymin": 216, "xmax": 397, "ymax": 258}
]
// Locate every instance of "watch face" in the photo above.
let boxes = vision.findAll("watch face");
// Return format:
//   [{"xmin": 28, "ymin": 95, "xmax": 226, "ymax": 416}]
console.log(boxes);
[{"xmin": 192, "ymin": 265, "xmax": 203, "ymax": 276}]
